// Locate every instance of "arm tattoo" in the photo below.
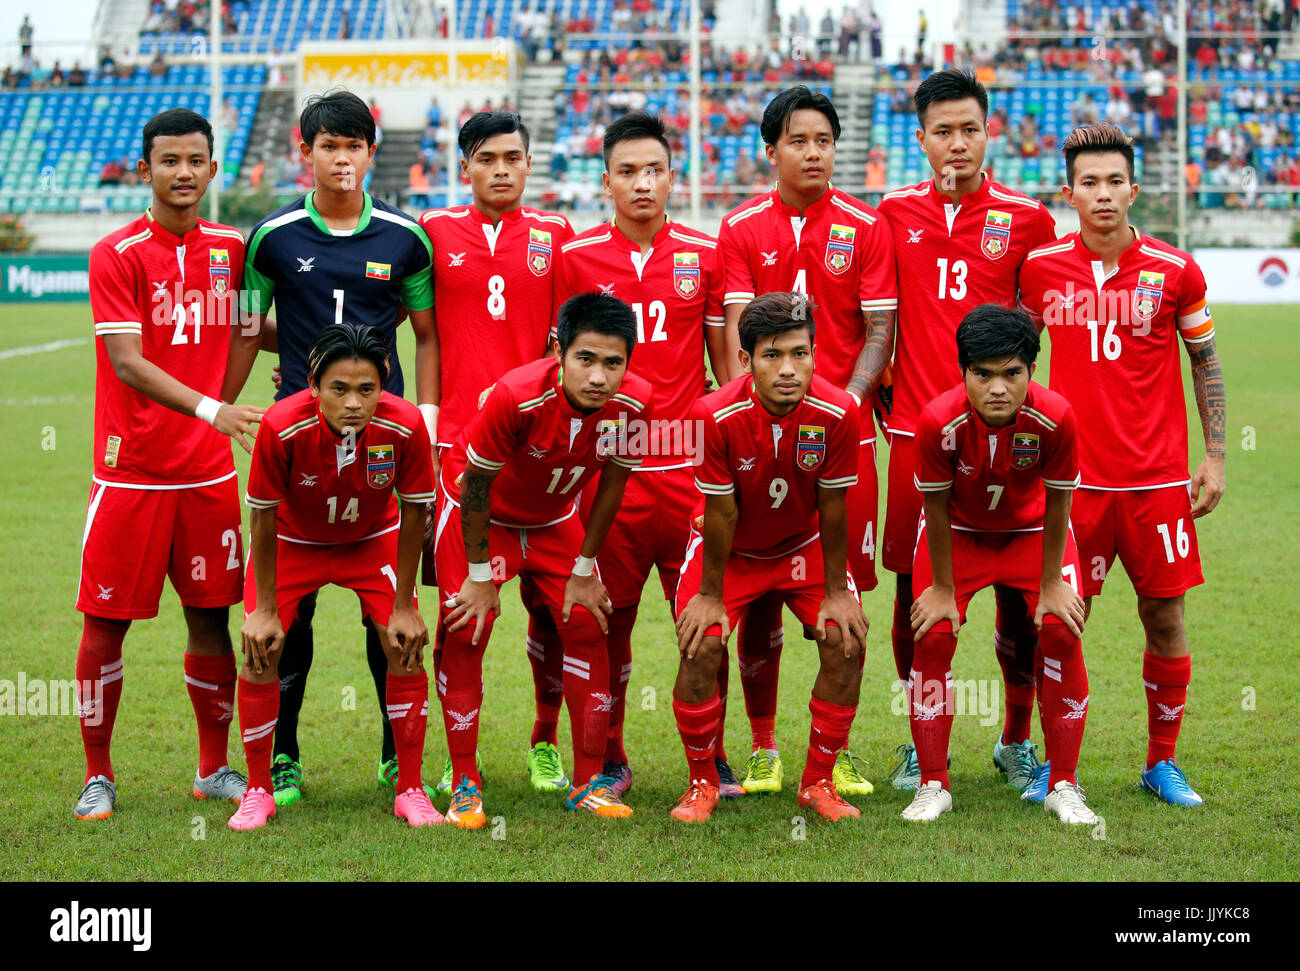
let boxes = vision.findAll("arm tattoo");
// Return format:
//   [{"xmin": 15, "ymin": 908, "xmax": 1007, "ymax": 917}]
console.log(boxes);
[
  {"xmin": 460, "ymin": 471, "xmax": 493, "ymax": 559},
  {"xmin": 1187, "ymin": 337, "xmax": 1226, "ymax": 458},
  {"xmin": 847, "ymin": 309, "xmax": 895, "ymax": 401}
]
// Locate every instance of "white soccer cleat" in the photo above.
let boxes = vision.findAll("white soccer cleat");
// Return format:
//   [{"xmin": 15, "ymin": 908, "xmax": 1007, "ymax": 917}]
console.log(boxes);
[
  {"xmin": 1044, "ymin": 780, "xmax": 1098, "ymax": 825},
  {"xmin": 900, "ymin": 779, "xmax": 952, "ymax": 822}
]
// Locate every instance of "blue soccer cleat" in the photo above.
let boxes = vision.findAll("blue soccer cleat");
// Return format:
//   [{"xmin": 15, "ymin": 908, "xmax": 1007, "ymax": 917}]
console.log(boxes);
[
  {"xmin": 1139, "ymin": 759, "xmax": 1203, "ymax": 807},
  {"xmin": 1020, "ymin": 760, "xmax": 1053, "ymax": 804}
]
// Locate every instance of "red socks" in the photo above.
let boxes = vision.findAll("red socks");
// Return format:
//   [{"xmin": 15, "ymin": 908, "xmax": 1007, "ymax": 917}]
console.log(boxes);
[
  {"xmin": 738, "ymin": 603, "xmax": 783, "ymax": 752},
  {"xmin": 1037, "ymin": 624, "xmax": 1089, "ymax": 787},
  {"xmin": 673, "ymin": 693, "xmax": 722, "ymax": 787},
  {"xmin": 184, "ymin": 652, "xmax": 236, "ymax": 777},
  {"xmin": 525, "ymin": 608, "xmax": 564, "ymax": 747},
  {"xmin": 438, "ymin": 613, "xmax": 491, "ymax": 788},
  {"xmin": 1144, "ymin": 651, "xmax": 1191, "ymax": 768},
  {"xmin": 385, "ymin": 671, "xmax": 430, "ymax": 792},
  {"xmin": 76, "ymin": 616, "xmax": 127, "ymax": 783},
  {"xmin": 237, "ymin": 677, "xmax": 280, "ymax": 793},
  {"xmin": 909, "ymin": 630, "xmax": 958, "ymax": 788},
  {"xmin": 604, "ymin": 605, "xmax": 637, "ymax": 764},
  {"xmin": 803, "ymin": 696, "xmax": 856, "ymax": 789},
  {"xmin": 558, "ymin": 608, "xmax": 610, "ymax": 786},
  {"xmin": 994, "ymin": 597, "xmax": 1038, "ymax": 745}
]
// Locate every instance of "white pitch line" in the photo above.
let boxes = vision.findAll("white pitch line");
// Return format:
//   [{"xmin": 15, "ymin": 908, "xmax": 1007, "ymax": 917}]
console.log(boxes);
[{"xmin": 0, "ymin": 337, "xmax": 90, "ymax": 361}]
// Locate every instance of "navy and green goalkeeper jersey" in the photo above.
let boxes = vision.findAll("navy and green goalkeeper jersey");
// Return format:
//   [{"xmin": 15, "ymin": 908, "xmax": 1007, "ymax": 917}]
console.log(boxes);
[{"xmin": 241, "ymin": 190, "xmax": 434, "ymax": 400}]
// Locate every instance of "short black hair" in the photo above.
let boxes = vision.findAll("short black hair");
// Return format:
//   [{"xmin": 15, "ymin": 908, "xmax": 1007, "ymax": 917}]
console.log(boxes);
[
  {"xmin": 602, "ymin": 110, "xmax": 672, "ymax": 168},
  {"xmin": 913, "ymin": 68, "xmax": 989, "ymax": 126},
  {"xmin": 458, "ymin": 110, "xmax": 531, "ymax": 158},
  {"xmin": 555, "ymin": 292, "xmax": 637, "ymax": 359},
  {"xmin": 760, "ymin": 85, "xmax": 841, "ymax": 146},
  {"xmin": 300, "ymin": 89, "xmax": 376, "ymax": 148},
  {"xmin": 1062, "ymin": 123, "xmax": 1135, "ymax": 185},
  {"xmin": 955, "ymin": 304, "xmax": 1040, "ymax": 371},
  {"xmin": 307, "ymin": 323, "xmax": 391, "ymax": 386},
  {"xmin": 142, "ymin": 108, "xmax": 213, "ymax": 164},
  {"xmin": 738, "ymin": 292, "xmax": 817, "ymax": 356}
]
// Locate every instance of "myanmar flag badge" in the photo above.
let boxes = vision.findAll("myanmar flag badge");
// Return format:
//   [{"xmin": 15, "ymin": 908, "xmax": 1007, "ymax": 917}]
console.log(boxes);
[{"xmin": 365, "ymin": 261, "xmax": 392, "ymax": 280}]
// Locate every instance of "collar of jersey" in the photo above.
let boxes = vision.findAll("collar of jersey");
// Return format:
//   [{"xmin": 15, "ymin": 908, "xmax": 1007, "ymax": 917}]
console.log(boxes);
[
  {"xmin": 927, "ymin": 171, "xmax": 991, "ymax": 210},
  {"xmin": 768, "ymin": 185, "xmax": 834, "ymax": 219},
  {"xmin": 469, "ymin": 204, "xmax": 523, "ymax": 226},
  {"xmin": 304, "ymin": 190, "xmax": 373, "ymax": 236},
  {"xmin": 143, "ymin": 207, "xmax": 202, "ymax": 248},
  {"xmin": 608, "ymin": 213, "xmax": 672, "ymax": 249},
  {"xmin": 1073, "ymin": 224, "xmax": 1141, "ymax": 263}
]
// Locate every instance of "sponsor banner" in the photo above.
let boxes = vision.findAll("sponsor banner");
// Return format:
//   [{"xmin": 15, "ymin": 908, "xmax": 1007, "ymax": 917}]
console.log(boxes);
[
  {"xmin": 300, "ymin": 45, "xmax": 512, "ymax": 88},
  {"xmin": 1193, "ymin": 248, "xmax": 1300, "ymax": 303},
  {"xmin": 0, "ymin": 254, "xmax": 90, "ymax": 302}
]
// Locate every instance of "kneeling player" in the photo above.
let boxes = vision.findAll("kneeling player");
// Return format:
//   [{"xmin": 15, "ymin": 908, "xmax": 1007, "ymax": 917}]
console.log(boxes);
[
  {"xmin": 232, "ymin": 324, "xmax": 438, "ymax": 830},
  {"xmin": 435, "ymin": 293, "xmax": 653, "ymax": 827},
  {"xmin": 904, "ymin": 305, "xmax": 1093, "ymax": 825},
  {"xmin": 672, "ymin": 293, "xmax": 870, "ymax": 824}
]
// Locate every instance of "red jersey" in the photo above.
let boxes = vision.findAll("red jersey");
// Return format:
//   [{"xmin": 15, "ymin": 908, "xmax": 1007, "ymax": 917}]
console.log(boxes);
[
  {"xmin": 553, "ymin": 217, "xmax": 725, "ymax": 469},
  {"xmin": 1018, "ymin": 228, "xmax": 1214, "ymax": 490},
  {"xmin": 245, "ymin": 389, "xmax": 436, "ymax": 544},
  {"xmin": 719, "ymin": 186, "xmax": 898, "ymax": 390},
  {"xmin": 442, "ymin": 358, "xmax": 654, "ymax": 528},
  {"xmin": 914, "ymin": 382, "xmax": 1080, "ymax": 533},
  {"xmin": 418, "ymin": 204, "xmax": 575, "ymax": 448},
  {"xmin": 694, "ymin": 374, "xmax": 860, "ymax": 558},
  {"xmin": 879, "ymin": 176, "xmax": 1057, "ymax": 434},
  {"xmin": 89, "ymin": 209, "xmax": 245, "ymax": 486}
]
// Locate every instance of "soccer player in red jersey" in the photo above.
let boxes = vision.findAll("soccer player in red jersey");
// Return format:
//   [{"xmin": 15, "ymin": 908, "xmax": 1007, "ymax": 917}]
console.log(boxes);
[
  {"xmin": 231, "ymin": 324, "xmax": 438, "ymax": 830},
  {"xmin": 417, "ymin": 110, "xmax": 576, "ymax": 793},
  {"xmin": 904, "ymin": 305, "xmax": 1094, "ymax": 826},
  {"xmin": 544, "ymin": 111, "xmax": 734, "ymax": 797},
  {"xmin": 434, "ymin": 293, "xmax": 654, "ymax": 827},
  {"xmin": 1018, "ymin": 124, "xmax": 1226, "ymax": 807},
  {"xmin": 671, "ymin": 293, "xmax": 869, "ymax": 824},
  {"xmin": 717, "ymin": 85, "xmax": 895, "ymax": 796},
  {"xmin": 74, "ymin": 109, "xmax": 264, "ymax": 821},
  {"xmin": 877, "ymin": 69, "xmax": 1060, "ymax": 791}
]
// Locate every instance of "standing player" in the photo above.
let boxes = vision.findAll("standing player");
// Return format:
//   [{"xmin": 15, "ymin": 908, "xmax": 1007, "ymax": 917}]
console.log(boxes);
[
  {"xmin": 231, "ymin": 324, "xmax": 438, "ymax": 830},
  {"xmin": 544, "ymin": 111, "xmax": 734, "ymax": 797},
  {"xmin": 904, "ymin": 305, "xmax": 1093, "ymax": 825},
  {"xmin": 877, "ymin": 69, "xmax": 1060, "ymax": 791},
  {"xmin": 74, "ymin": 108, "xmax": 263, "ymax": 819},
  {"xmin": 417, "ymin": 110, "xmax": 576, "ymax": 793},
  {"xmin": 671, "ymin": 293, "xmax": 869, "ymax": 823},
  {"xmin": 434, "ymin": 293, "xmax": 653, "ymax": 827},
  {"xmin": 717, "ymin": 85, "xmax": 895, "ymax": 796},
  {"xmin": 1018, "ymin": 124, "xmax": 1225, "ymax": 806},
  {"xmin": 221, "ymin": 90, "xmax": 439, "ymax": 807}
]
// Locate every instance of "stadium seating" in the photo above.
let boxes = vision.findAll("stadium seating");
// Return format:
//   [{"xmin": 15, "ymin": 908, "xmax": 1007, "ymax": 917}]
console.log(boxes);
[
  {"xmin": 0, "ymin": 65, "xmax": 264, "ymax": 213},
  {"xmin": 140, "ymin": 0, "xmax": 388, "ymax": 56}
]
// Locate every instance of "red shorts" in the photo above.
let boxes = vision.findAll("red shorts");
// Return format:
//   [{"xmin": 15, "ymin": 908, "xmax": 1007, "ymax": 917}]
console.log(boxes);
[
  {"xmin": 1071, "ymin": 485, "xmax": 1204, "ymax": 598},
  {"xmin": 911, "ymin": 524, "xmax": 1083, "ymax": 635},
  {"xmin": 882, "ymin": 430, "xmax": 922, "ymax": 575},
  {"xmin": 845, "ymin": 434, "xmax": 879, "ymax": 591},
  {"xmin": 674, "ymin": 532, "xmax": 859, "ymax": 638},
  {"xmin": 433, "ymin": 496, "xmax": 589, "ymax": 616},
  {"xmin": 579, "ymin": 465, "xmax": 696, "ymax": 608},
  {"xmin": 77, "ymin": 474, "xmax": 243, "ymax": 619},
  {"xmin": 243, "ymin": 527, "xmax": 404, "ymax": 632}
]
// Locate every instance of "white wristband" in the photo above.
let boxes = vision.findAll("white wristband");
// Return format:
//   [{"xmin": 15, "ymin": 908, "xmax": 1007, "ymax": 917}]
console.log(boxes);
[
  {"xmin": 467, "ymin": 561, "xmax": 493, "ymax": 583},
  {"xmin": 573, "ymin": 555, "xmax": 596, "ymax": 577},
  {"xmin": 195, "ymin": 395, "xmax": 222, "ymax": 426},
  {"xmin": 848, "ymin": 390, "xmax": 863, "ymax": 407},
  {"xmin": 418, "ymin": 403, "xmax": 439, "ymax": 442}
]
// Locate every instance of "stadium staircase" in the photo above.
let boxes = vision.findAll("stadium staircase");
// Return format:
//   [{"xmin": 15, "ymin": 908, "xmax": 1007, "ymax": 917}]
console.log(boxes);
[
  {"xmin": 833, "ymin": 62, "xmax": 875, "ymax": 196},
  {"xmin": 371, "ymin": 128, "xmax": 426, "ymax": 202},
  {"xmin": 961, "ymin": 0, "xmax": 1009, "ymax": 56},
  {"xmin": 519, "ymin": 61, "xmax": 567, "ymax": 206},
  {"xmin": 94, "ymin": 0, "xmax": 151, "ymax": 58},
  {"xmin": 233, "ymin": 87, "xmax": 297, "ymax": 190}
]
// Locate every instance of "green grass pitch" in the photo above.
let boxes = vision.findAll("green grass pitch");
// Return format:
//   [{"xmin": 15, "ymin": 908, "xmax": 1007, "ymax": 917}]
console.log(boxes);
[{"xmin": 1, "ymin": 302, "xmax": 1296, "ymax": 881}]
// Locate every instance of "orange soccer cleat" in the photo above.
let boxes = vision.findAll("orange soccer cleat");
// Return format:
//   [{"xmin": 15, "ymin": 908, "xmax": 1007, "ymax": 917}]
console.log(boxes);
[
  {"xmin": 669, "ymin": 779, "xmax": 721, "ymax": 824},
  {"xmin": 797, "ymin": 779, "xmax": 861, "ymax": 821}
]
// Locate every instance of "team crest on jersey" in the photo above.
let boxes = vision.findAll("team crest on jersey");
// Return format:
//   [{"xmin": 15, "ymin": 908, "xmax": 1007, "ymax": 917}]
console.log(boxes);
[
  {"xmin": 597, "ymin": 418, "xmax": 625, "ymax": 458},
  {"xmin": 209, "ymin": 265, "xmax": 230, "ymax": 295},
  {"xmin": 981, "ymin": 210, "xmax": 1013, "ymax": 260},
  {"xmin": 825, "ymin": 225, "xmax": 855, "ymax": 275},
  {"xmin": 1134, "ymin": 270, "xmax": 1165, "ymax": 321},
  {"xmin": 796, "ymin": 424, "xmax": 826, "ymax": 470},
  {"xmin": 367, "ymin": 444, "xmax": 395, "ymax": 488},
  {"xmin": 1011, "ymin": 432, "xmax": 1040, "ymax": 468},
  {"xmin": 527, "ymin": 229, "xmax": 552, "ymax": 277}
]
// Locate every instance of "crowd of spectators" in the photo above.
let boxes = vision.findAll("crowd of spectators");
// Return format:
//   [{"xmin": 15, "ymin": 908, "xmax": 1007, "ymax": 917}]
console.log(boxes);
[{"xmin": 141, "ymin": 0, "xmax": 239, "ymax": 38}]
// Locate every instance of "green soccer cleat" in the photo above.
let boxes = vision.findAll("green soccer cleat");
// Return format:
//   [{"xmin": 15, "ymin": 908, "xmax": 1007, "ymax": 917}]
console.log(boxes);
[
  {"xmin": 270, "ymin": 754, "xmax": 303, "ymax": 807},
  {"xmin": 436, "ymin": 752, "xmax": 485, "ymax": 793},
  {"xmin": 832, "ymin": 749, "xmax": 875, "ymax": 796},
  {"xmin": 526, "ymin": 741, "xmax": 570, "ymax": 790},
  {"xmin": 377, "ymin": 757, "xmax": 437, "ymax": 801},
  {"xmin": 884, "ymin": 743, "xmax": 921, "ymax": 791},
  {"xmin": 740, "ymin": 749, "xmax": 783, "ymax": 794},
  {"xmin": 993, "ymin": 736, "xmax": 1042, "ymax": 790}
]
